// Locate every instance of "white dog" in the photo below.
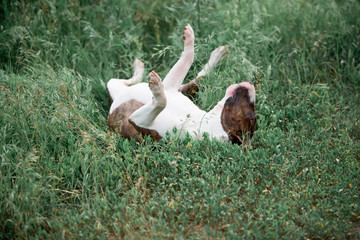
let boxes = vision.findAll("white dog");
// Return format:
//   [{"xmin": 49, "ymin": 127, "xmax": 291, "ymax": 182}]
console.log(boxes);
[{"xmin": 107, "ymin": 24, "xmax": 256, "ymax": 145}]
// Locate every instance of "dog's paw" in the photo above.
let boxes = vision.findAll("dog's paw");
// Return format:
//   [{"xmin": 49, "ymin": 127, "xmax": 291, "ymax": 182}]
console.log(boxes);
[
  {"xmin": 133, "ymin": 58, "xmax": 144, "ymax": 70},
  {"xmin": 182, "ymin": 24, "xmax": 194, "ymax": 47},
  {"xmin": 209, "ymin": 45, "xmax": 229, "ymax": 66},
  {"xmin": 148, "ymin": 71, "xmax": 163, "ymax": 94}
]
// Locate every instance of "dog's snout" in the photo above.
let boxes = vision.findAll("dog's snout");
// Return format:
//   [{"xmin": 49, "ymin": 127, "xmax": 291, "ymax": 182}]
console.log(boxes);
[{"xmin": 246, "ymin": 112, "xmax": 256, "ymax": 120}]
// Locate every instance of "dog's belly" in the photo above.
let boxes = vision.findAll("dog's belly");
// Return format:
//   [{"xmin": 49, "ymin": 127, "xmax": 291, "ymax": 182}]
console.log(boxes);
[
  {"xmin": 148, "ymin": 93, "xmax": 207, "ymax": 138},
  {"xmin": 138, "ymin": 91, "xmax": 228, "ymax": 141},
  {"xmin": 109, "ymin": 83, "xmax": 218, "ymax": 139}
]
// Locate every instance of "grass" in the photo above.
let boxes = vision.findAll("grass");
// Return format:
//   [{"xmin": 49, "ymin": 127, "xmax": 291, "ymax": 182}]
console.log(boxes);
[{"xmin": 1, "ymin": 0, "xmax": 359, "ymax": 238}]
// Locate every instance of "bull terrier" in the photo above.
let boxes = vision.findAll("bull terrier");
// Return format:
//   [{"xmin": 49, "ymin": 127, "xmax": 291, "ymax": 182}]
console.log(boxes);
[{"xmin": 107, "ymin": 24, "xmax": 256, "ymax": 145}]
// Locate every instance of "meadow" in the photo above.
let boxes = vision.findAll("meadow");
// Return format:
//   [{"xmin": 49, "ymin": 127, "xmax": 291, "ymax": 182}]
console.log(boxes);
[{"xmin": 1, "ymin": 0, "xmax": 359, "ymax": 238}]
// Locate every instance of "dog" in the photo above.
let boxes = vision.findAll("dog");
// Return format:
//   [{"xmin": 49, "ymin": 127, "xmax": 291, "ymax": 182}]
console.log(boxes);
[{"xmin": 107, "ymin": 24, "xmax": 256, "ymax": 145}]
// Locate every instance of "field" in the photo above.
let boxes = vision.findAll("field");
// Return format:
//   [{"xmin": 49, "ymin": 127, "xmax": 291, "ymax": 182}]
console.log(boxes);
[{"xmin": 1, "ymin": 0, "xmax": 359, "ymax": 239}]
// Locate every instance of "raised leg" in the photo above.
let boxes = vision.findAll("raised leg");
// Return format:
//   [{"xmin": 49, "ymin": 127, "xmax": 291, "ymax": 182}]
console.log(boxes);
[
  {"xmin": 107, "ymin": 58, "xmax": 145, "ymax": 102},
  {"xmin": 162, "ymin": 24, "xmax": 195, "ymax": 91},
  {"xmin": 180, "ymin": 45, "xmax": 228, "ymax": 99},
  {"xmin": 197, "ymin": 45, "xmax": 228, "ymax": 78},
  {"xmin": 128, "ymin": 71, "xmax": 166, "ymax": 128}
]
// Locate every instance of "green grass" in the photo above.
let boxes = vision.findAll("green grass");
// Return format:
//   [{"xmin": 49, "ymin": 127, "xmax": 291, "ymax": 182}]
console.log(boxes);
[{"xmin": 1, "ymin": 0, "xmax": 359, "ymax": 238}]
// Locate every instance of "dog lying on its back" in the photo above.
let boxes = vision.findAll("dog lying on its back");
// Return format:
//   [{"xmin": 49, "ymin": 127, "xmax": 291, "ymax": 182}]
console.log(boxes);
[{"xmin": 107, "ymin": 24, "xmax": 256, "ymax": 145}]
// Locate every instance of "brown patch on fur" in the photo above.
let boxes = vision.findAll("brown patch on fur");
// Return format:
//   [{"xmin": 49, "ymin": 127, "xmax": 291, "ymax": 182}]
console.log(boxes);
[
  {"xmin": 108, "ymin": 99, "xmax": 162, "ymax": 141},
  {"xmin": 128, "ymin": 119, "xmax": 162, "ymax": 141},
  {"xmin": 221, "ymin": 86, "xmax": 256, "ymax": 145},
  {"xmin": 108, "ymin": 99, "xmax": 144, "ymax": 140},
  {"xmin": 179, "ymin": 77, "xmax": 201, "ymax": 100}
]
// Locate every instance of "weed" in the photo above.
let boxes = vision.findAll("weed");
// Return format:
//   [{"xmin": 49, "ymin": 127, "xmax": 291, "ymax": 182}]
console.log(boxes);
[{"xmin": 0, "ymin": 0, "xmax": 359, "ymax": 238}]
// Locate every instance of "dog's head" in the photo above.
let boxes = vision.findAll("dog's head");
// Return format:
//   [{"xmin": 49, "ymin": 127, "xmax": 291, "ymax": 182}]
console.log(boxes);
[{"xmin": 221, "ymin": 82, "xmax": 256, "ymax": 145}]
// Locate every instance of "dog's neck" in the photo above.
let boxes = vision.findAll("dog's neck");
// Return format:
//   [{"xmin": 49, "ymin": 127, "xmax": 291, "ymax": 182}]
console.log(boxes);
[
  {"xmin": 212, "ymin": 96, "xmax": 228, "ymax": 112},
  {"xmin": 192, "ymin": 100, "xmax": 228, "ymax": 141}
]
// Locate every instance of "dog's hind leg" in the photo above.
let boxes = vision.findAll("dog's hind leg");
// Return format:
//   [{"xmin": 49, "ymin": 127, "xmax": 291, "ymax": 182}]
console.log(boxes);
[
  {"xmin": 179, "ymin": 46, "xmax": 228, "ymax": 99},
  {"xmin": 162, "ymin": 24, "xmax": 194, "ymax": 91},
  {"xmin": 129, "ymin": 71, "xmax": 166, "ymax": 129},
  {"xmin": 107, "ymin": 58, "xmax": 144, "ymax": 102}
]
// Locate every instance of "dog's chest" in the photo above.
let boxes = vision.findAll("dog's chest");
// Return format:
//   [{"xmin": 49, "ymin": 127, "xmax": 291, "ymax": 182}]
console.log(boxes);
[
  {"xmin": 151, "ymin": 92, "xmax": 207, "ymax": 132},
  {"xmin": 151, "ymin": 94, "xmax": 228, "ymax": 140}
]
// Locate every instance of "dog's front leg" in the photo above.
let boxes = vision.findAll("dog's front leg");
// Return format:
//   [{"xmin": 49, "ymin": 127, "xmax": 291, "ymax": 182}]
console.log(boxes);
[
  {"xmin": 162, "ymin": 24, "xmax": 194, "ymax": 91},
  {"xmin": 129, "ymin": 71, "xmax": 166, "ymax": 128},
  {"xmin": 197, "ymin": 45, "xmax": 228, "ymax": 79},
  {"xmin": 179, "ymin": 46, "xmax": 228, "ymax": 99}
]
